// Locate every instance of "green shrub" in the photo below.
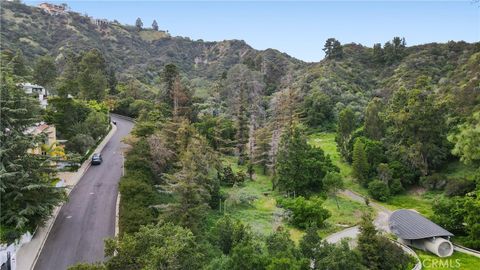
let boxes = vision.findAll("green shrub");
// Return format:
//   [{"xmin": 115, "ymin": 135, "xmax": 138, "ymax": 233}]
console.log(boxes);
[
  {"xmin": 368, "ymin": 180, "xmax": 390, "ymax": 201},
  {"xmin": 420, "ymin": 173, "xmax": 447, "ymax": 190},
  {"xmin": 219, "ymin": 166, "xmax": 245, "ymax": 186},
  {"xmin": 444, "ymin": 178, "xmax": 475, "ymax": 197},
  {"xmin": 66, "ymin": 133, "xmax": 94, "ymax": 154},
  {"xmin": 278, "ymin": 196, "xmax": 331, "ymax": 229},
  {"xmin": 389, "ymin": 178, "xmax": 404, "ymax": 195}
]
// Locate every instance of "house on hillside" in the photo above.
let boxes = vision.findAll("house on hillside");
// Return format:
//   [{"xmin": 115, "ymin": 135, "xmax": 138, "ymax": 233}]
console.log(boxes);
[
  {"xmin": 25, "ymin": 122, "xmax": 63, "ymax": 158},
  {"xmin": 38, "ymin": 2, "xmax": 68, "ymax": 15},
  {"xmin": 92, "ymin": 18, "xmax": 109, "ymax": 27},
  {"xmin": 18, "ymin": 83, "xmax": 48, "ymax": 108}
]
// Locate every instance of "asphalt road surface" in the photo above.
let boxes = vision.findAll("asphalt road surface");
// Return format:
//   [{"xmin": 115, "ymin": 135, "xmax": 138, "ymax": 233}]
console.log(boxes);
[{"xmin": 34, "ymin": 115, "xmax": 133, "ymax": 270}]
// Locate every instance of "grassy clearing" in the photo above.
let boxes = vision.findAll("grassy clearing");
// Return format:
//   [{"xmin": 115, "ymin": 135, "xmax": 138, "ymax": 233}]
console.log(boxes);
[
  {"xmin": 214, "ymin": 155, "xmax": 370, "ymax": 240},
  {"xmin": 216, "ymin": 156, "xmax": 279, "ymax": 236},
  {"xmin": 416, "ymin": 250, "xmax": 480, "ymax": 270},
  {"xmin": 308, "ymin": 132, "xmax": 439, "ymax": 216},
  {"xmin": 379, "ymin": 191, "xmax": 441, "ymax": 217},
  {"xmin": 139, "ymin": 30, "xmax": 169, "ymax": 41},
  {"xmin": 308, "ymin": 133, "xmax": 369, "ymax": 196}
]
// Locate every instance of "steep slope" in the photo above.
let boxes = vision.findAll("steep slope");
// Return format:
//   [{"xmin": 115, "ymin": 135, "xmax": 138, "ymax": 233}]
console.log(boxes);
[
  {"xmin": 296, "ymin": 41, "xmax": 479, "ymax": 120},
  {"xmin": 0, "ymin": 1, "xmax": 304, "ymax": 89}
]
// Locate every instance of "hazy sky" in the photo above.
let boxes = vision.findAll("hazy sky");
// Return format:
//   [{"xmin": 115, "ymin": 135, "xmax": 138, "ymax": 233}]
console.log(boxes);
[{"xmin": 23, "ymin": 0, "xmax": 480, "ymax": 62}]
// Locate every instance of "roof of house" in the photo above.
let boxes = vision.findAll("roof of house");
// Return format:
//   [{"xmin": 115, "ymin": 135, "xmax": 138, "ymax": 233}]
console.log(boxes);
[
  {"xmin": 389, "ymin": 209, "xmax": 453, "ymax": 240},
  {"xmin": 18, "ymin": 82, "xmax": 44, "ymax": 89},
  {"xmin": 25, "ymin": 122, "xmax": 52, "ymax": 135}
]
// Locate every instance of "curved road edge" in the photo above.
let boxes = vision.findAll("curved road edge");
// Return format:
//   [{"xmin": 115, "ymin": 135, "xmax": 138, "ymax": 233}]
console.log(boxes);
[{"xmin": 16, "ymin": 122, "xmax": 118, "ymax": 270}]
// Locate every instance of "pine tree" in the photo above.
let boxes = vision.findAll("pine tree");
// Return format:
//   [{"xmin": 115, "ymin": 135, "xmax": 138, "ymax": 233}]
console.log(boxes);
[
  {"xmin": 357, "ymin": 214, "xmax": 380, "ymax": 269},
  {"xmin": 10, "ymin": 49, "xmax": 29, "ymax": 77},
  {"xmin": 364, "ymin": 97, "xmax": 384, "ymax": 140},
  {"xmin": 161, "ymin": 130, "xmax": 219, "ymax": 232},
  {"xmin": 0, "ymin": 69, "xmax": 65, "ymax": 243},
  {"xmin": 236, "ymin": 84, "xmax": 249, "ymax": 165},
  {"xmin": 253, "ymin": 126, "xmax": 271, "ymax": 175},
  {"xmin": 33, "ymin": 55, "xmax": 57, "ymax": 89},
  {"xmin": 299, "ymin": 224, "xmax": 321, "ymax": 259},
  {"xmin": 336, "ymin": 107, "xmax": 356, "ymax": 159},
  {"xmin": 77, "ymin": 49, "xmax": 108, "ymax": 101},
  {"xmin": 107, "ymin": 68, "xmax": 118, "ymax": 95},
  {"xmin": 135, "ymin": 17, "xmax": 143, "ymax": 31},
  {"xmin": 152, "ymin": 19, "xmax": 159, "ymax": 31},
  {"xmin": 56, "ymin": 50, "xmax": 80, "ymax": 98},
  {"xmin": 352, "ymin": 139, "xmax": 369, "ymax": 186},
  {"xmin": 160, "ymin": 63, "xmax": 179, "ymax": 108},
  {"xmin": 276, "ymin": 125, "xmax": 336, "ymax": 195},
  {"xmin": 323, "ymin": 38, "xmax": 342, "ymax": 59}
]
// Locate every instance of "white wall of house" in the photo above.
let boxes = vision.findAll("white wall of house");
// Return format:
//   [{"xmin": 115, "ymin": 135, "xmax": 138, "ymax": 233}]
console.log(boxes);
[{"xmin": 18, "ymin": 83, "xmax": 48, "ymax": 108}]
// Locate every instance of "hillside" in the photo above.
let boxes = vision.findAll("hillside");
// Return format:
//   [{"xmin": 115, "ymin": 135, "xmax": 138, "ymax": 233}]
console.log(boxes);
[{"xmin": 0, "ymin": 1, "xmax": 304, "ymax": 91}]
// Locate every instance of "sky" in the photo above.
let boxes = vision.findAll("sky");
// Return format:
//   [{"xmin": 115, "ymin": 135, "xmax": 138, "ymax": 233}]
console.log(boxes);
[{"xmin": 23, "ymin": 0, "xmax": 480, "ymax": 62}]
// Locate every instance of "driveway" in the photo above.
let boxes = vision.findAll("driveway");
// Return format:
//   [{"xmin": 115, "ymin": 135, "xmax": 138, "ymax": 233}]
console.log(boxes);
[
  {"xmin": 34, "ymin": 115, "xmax": 133, "ymax": 270},
  {"xmin": 325, "ymin": 189, "xmax": 392, "ymax": 243}
]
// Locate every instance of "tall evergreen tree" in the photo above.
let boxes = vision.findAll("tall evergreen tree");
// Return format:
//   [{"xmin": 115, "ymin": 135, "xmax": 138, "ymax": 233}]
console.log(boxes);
[
  {"xmin": 160, "ymin": 63, "xmax": 179, "ymax": 107},
  {"xmin": 56, "ymin": 50, "xmax": 80, "ymax": 98},
  {"xmin": 323, "ymin": 38, "xmax": 343, "ymax": 59},
  {"xmin": 276, "ymin": 125, "xmax": 336, "ymax": 195},
  {"xmin": 364, "ymin": 98, "xmax": 384, "ymax": 140},
  {"xmin": 10, "ymin": 49, "xmax": 28, "ymax": 77},
  {"xmin": 236, "ymin": 83, "xmax": 249, "ymax": 165},
  {"xmin": 33, "ymin": 55, "xmax": 57, "ymax": 89},
  {"xmin": 253, "ymin": 126, "xmax": 271, "ymax": 174},
  {"xmin": 357, "ymin": 214, "xmax": 380, "ymax": 269},
  {"xmin": 336, "ymin": 107, "xmax": 356, "ymax": 160},
  {"xmin": 107, "ymin": 68, "xmax": 118, "ymax": 95},
  {"xmin": 352, "ymin": 139, "xmax": 369, "ymax": 186},
  {"xmin": 0, "ymin": 69, "xmax": 65, "ymax": 243},
  {"xmin": 77, "ymin": 49, "xmax": 108, "ymax": 101},
  {"xmin": 152, "ymin": 19, "xmax": 159, "ymax": 31},
  {"xmin": 135, "ymin": 17, "xmax": 143, "ymax": 30}
]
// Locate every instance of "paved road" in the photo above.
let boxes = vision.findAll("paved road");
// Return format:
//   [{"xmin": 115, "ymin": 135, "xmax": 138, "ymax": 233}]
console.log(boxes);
[{"xmin": 34, "ymin": 115, "xmax": 133, "ymax": 270}]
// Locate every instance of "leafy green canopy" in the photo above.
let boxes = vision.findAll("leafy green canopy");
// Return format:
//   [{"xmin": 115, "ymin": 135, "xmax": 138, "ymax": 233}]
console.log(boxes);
[{"xmin": 276, "ymin": 125, "xmax": 337, "ymax": 195}]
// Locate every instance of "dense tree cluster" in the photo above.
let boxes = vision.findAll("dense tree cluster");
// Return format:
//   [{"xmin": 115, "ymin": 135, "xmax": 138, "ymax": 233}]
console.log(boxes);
[
  {"xmin": 275, "ymin": 125, "xmax": 337, "ymax": 195},
  {"xmin": 0, "ymin": 65, "xmax": 65, "ymax": 243}
]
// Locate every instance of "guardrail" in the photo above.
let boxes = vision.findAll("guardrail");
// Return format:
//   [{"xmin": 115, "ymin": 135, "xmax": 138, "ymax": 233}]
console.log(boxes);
[
  {"xmin": 453, "ymin": 244, "xmax": 480, "ymax": 258},
  {"xmin": 389, "ymin": 239, "xmax": 422, "ymax": 270}
]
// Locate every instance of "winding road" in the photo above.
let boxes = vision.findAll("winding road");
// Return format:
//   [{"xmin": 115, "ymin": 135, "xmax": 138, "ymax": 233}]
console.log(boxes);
[{"xmin": 34, "ymin": 115, "xmax": 133, "ymax": 270}]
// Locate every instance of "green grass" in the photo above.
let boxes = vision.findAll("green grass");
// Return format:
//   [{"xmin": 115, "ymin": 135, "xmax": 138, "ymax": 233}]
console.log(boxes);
[
  {"xmin": 214, "ymin": 155, "xmax": 371, "ymax": 239},
  {"xmin": 416, "ymin": 250, "xmax": 480, "ymax": 270},
  {"xmin": 308, "ymin": 133, "xmax": 369, "ymax": 196},
  {"xmin": 379, "ymin": 191, "xmax": 442, "ymax": 217},
  {"xmin": 439, "ymin": 161, "xmax": 478, "ymax": 180},
  {"xmin": 215, "ymin": 156, "xmax": 279, "ymax": 236},
  {"xmin": 308, "ymin": 132, "xmax": 440, "ymax": 217}
]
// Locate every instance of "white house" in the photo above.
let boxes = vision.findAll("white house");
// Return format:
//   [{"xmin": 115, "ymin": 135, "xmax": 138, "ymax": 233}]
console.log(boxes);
[{"xmin": 18, "ymin": 83, "xmax": 48, "ymax": 108}]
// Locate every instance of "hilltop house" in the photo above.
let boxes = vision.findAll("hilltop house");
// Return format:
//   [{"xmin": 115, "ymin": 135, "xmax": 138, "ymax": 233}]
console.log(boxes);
[
  {"xmin": 18, "ymin": 83, "xmax": 48, "ymax": 108},
  {"xmin": 38, "ymin": 2, "xmax": 67, "ymax": 15}
]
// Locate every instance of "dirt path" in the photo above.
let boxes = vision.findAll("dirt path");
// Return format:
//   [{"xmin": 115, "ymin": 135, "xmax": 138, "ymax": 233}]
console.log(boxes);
[{"xmin": 325, "ymin": 189, "xmax": 392, "ymax": 243}]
